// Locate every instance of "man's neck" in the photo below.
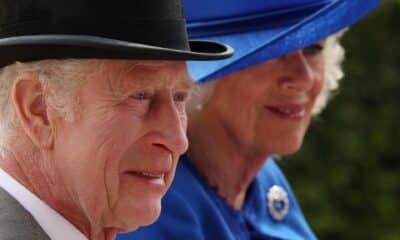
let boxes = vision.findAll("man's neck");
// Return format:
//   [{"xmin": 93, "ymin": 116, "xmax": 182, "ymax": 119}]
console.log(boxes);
[
  {"xmin": 90, "ymin": 228, "xmax": 118, "ymax": 240},
  {"xmin": 187, "ymin": 112, "xmax": 270, "ymax": 210},
  {"xmin": 0, "ymin": 151, "xmax": 97, "ymax": 240}
]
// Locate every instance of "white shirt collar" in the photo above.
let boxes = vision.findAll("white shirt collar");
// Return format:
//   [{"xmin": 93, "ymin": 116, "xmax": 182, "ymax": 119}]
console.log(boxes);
[{"xmin": 0, "ymin": 167, "xmax": 88, "ymax": 240}]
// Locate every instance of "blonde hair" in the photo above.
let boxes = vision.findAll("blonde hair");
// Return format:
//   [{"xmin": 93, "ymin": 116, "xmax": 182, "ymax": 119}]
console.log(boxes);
[{"xmin": 187, "ymin": 31, "xmax": 346, "ymax": 114}]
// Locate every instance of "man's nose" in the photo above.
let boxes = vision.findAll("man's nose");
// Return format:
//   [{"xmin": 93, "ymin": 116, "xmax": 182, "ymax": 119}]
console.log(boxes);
[
  {"xmin": 150, "ymin": 96, "xmax": 189, "ymax": 155},
  {"xmin": 278, "ymin": 50, "xmax": 315, "ymax": 92}
]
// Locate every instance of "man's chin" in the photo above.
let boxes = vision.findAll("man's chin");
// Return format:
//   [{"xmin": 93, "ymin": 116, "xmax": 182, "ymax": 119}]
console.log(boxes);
[
  {"xmin": 118, "ymin": 225, "xmax": 139, "ymax": 234},
  {"xmin": 117, "ymin": 200, "xmax": 162, "ymax": 230},
  {"xmin": 137, "ymin": 205, "xmax": 161, "ymax": 227}
]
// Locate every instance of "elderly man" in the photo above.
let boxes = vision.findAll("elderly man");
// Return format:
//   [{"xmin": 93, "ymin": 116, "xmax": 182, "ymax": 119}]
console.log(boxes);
[{"xmin": 0, "ymin": 0, "xmax": 232, "ymax": 239}]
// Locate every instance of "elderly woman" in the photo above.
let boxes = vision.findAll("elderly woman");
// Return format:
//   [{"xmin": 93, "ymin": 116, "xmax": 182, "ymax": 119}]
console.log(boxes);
[
  {"xmin": 118, "ymin": 0, "xmax": 381, "ymax": 239},
  {"xmin": 0, "ymin": 0, "xmax": 232, "ymax": 239}
]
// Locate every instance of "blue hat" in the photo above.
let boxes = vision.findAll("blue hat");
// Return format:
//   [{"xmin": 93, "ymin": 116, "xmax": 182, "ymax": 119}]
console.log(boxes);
[{"xmin": 185, "ymin": 0, "xmax": 381, "ymax": 82}]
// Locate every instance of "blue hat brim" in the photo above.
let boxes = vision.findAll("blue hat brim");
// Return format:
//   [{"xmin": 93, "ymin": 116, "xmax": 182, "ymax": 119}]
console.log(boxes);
[{"xmin": 187, "ymin": 0, "xmax": 380, "ymax": 83}]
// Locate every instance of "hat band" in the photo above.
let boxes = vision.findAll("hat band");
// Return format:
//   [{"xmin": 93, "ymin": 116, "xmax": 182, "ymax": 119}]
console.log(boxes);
[
  {"xmin": 0, "ymin": 18, "xmax": 190, "ymax": 50},
  {"xmin": 187, "ymin": 0, "xmax": 335, "ymax": 38}
]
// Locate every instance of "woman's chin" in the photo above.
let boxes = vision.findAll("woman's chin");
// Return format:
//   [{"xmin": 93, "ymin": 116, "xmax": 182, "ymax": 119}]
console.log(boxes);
[{"xmin": 266, "ymin": 140, "xmax": 304, "ymax": 157}]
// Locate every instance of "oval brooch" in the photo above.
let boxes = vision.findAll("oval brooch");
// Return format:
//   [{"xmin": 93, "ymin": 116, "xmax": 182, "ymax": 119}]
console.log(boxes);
[{"xmin": 267, "ymin": 185, "xmax": 289, "ymax": 221}]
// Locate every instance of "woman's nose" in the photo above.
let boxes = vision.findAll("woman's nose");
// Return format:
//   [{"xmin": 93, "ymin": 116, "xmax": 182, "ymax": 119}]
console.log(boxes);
[{"xmin": 278, "ymin": 50, "xmax": 316, "ymax": 92}]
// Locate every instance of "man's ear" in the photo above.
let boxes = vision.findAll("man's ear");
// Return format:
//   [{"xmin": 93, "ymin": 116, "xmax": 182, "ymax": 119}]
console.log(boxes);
[{"xmin": 12, "ymin": 73, "xmax": 53, "ymax": 148}]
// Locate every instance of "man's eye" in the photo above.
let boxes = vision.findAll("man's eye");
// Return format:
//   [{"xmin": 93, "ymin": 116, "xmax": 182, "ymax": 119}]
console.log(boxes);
[
  {"xmin": 173, "ymin": 93, "xmax": 187, "ymax": 102},
  {"xmin": 132, "ymin": 91, "xmax": 150, "ymax": 100},
  {"xmin": 303, "ymin": 44, "xmax": 324, "ymax": 56}
]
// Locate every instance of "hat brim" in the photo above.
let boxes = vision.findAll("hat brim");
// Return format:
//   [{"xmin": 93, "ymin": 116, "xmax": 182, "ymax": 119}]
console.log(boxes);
[
  {"xmin": 187, "ymin": 0, "xmax": 380, "ymax": 82},
  {"xmin": 0, "ymin": 34, "xmax": 234, "ymax": 68}
]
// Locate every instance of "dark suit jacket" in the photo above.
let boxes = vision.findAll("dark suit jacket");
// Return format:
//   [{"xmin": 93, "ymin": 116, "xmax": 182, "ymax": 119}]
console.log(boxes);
[{"xmin": 0, "ymin": 186, "xmax": 50, "ymax": 240}]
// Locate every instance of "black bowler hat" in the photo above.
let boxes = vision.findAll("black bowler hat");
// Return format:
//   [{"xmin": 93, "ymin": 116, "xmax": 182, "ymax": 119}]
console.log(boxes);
[{"xmin": 0, "ymin": 0, "xmax": 234, "ymax": 68}]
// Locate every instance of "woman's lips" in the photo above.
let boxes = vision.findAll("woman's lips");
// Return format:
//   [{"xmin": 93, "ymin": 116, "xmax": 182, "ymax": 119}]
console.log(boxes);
[{"xmin": 265, "ymin": 104, "xmax": 306, "ymax": 119}]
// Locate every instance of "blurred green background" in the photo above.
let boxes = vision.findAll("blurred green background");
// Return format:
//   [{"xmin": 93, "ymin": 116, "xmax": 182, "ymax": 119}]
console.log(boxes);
[{"xmin": 279, "ymin": 0, "xmax": 400, "ymax": 239}]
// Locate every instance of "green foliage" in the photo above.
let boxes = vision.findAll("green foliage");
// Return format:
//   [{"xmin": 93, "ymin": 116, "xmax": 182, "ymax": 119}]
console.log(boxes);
[{"xmin": 279, "ymin": 0, "xmax": 400, "ymax": 239}]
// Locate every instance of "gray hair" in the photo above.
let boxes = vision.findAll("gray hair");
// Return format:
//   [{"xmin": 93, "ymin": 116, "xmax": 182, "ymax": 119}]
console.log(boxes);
[
  {"xmin": 0, "ymin": 59, "xmax": 98, "ymax": 153},
  {"xmin": 187, "ymin": 31, "xmax": 346, "ymax": 115}
]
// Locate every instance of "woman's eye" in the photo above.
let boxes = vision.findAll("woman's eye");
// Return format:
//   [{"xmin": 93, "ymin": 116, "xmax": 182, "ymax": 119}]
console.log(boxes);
[{"xmin": 303, "ymin": 43, "xmax": 324, "ymax": 56}]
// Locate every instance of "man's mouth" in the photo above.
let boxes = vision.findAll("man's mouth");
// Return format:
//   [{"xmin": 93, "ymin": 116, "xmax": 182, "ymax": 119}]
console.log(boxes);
[
  {"xmin": 137, "ymin": 171, "xmax": 165, "ymax": 179},
  {"xmin": 127, "ymin": 171, "xmax": 166, "ymax": 186}
]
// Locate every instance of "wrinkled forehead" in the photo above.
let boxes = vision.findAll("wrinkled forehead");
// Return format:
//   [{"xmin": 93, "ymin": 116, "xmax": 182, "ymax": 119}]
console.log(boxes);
[{"xmin": 101, "ymin": 60, "xmax": 191, "ymax": 91}]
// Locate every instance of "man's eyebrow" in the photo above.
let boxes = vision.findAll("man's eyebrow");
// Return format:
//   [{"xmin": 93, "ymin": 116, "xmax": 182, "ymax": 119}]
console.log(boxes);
[
  {"xmin": 107, "ymin": 61, "xmax": 193, "ymax": 91},
  {"xmin": 110, "ymin": 62, "xmax": 157, "ymax": 88},
  {"xmin": 177, "ymin": 77, "xmax": 193, "ymax": 89}
]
